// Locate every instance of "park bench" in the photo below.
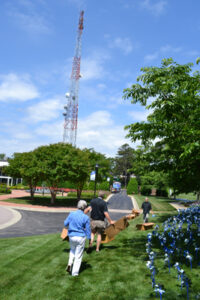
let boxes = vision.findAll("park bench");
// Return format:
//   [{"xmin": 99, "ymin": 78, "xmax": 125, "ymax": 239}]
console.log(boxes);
[{"xmin": 136, "ymin": 222, "xmax": 155, "ymax": 231}]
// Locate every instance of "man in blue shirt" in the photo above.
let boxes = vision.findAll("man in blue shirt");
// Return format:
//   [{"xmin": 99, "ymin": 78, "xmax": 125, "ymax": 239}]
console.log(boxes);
[{"xmin": 64, "ymin": 200, "xmax": 91, "ymax": 276}]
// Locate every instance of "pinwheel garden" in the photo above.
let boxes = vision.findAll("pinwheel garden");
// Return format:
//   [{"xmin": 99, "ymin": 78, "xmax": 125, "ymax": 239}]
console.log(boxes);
[{"xmin": 146, "ymin": 206, "xmax": 200, "ymax": 299}]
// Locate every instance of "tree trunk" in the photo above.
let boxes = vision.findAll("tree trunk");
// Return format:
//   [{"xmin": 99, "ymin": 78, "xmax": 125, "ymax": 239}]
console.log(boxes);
[
  {"xmin": 196, "ymin": 191, "xmax": 200, "ymax": 203},
  {"xmin": 50, "ymin": 189, "xmax": 56, "ymax": 205},
  {"xmin": 77, "ymin": 188, "xmax": 82, "ymax": 201},
  {"xmin": 30, "ymin": 185, "xmax": 35, "ymax": 200}
]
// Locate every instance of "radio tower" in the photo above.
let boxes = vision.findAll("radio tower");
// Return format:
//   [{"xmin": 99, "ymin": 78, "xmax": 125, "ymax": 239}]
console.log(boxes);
[{"xmin": 63, "ymin": 11, "xmax": 84, "ymax": 145}]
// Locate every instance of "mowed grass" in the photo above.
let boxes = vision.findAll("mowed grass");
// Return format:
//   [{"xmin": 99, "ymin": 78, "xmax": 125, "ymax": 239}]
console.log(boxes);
[
  {"xmin": 2, "ymin": 195, "xmax": 79, "ymax": 207},
  {"xmin": 134, "ymin": 195, "xmax": 176, "ymax": 212},
  {"xmin": 1, "ymin": 192, "xmax": 97, "ymax": 207},
  {"xmin": 176, "ymin": 193, "xmax": 197, "ymax": 201},
  {"xmin": 1, "ymin": 213, "xmax": 199, "ymax": 300}
]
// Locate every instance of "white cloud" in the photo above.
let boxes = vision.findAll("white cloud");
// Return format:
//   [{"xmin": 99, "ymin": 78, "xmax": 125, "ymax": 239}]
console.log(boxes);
[
  {"xmin": 144, "ymin": 45, "xmax": 182, "ymax": 62},
  {"xmin": 0, "ymin": 73, "xmax": 39, "ymax": 102},
  {"xmin": 77, "ymin": 111, "xmax": 129, "ymax": 156},
  {"xmin": 34, "ymin": 110, "xmax": 132, "ymax": 157},
  {"xmin": 144, "ymin": 52, "xmax": 158, "ymax": 61},
  {"xmin": 7, "ymin": 0, "xmax": 51, "ymax": 35},
  {"xmin": 26, "ymin": 98, "xmax": 63, "ymax": 122},
  {"xmin": 81, "ymin": 51, "xmax": 109, "ymax": 81},
  {"xmin": 141, "ymin": 0, "xmax": 167, "ymax": 16},
  {"xmin": 160, "ymin": 45, "xmax": 182, "ymax": 53},
  {"xmin": 109, "ymin": 37, "xmax": 133, "ymax": 55},
  {"xmin": 128, "ymin": 110, "xmax": 150, "ymax": 122}
]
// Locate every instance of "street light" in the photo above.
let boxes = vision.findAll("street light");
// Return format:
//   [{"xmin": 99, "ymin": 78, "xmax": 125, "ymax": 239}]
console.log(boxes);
[{"xmin": 94, "ymin": 164, "xmax": 99, "ymax": 197}]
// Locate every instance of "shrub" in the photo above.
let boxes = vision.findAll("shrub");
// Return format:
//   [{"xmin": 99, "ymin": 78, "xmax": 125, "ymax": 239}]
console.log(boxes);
[
  {"xmin": 98, "ymin": 181, "xmax": 110, "ymax": 191},
  {"xmin": 141, "ymin": 185, "xmax": 152, "ymax": 196},
  {"xmin": 156, "ymin": 189, "xmax": 168, "ymax": 197},
  {"xmin": 0, "ymin": 185, "xmax": 11, "ymax": 194},
  {"xmin": 87, "ymin": 181, "xmax": 95, "ymax": 190},
  {"xmin": 127, "ymin": 178, "xmax": 138, "ymax": 194}
]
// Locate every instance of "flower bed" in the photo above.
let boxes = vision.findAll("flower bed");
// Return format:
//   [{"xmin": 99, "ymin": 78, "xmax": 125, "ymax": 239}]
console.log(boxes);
[{"xmin": 146, "ymin": 206, "xmax": 200, "ymax": 299}]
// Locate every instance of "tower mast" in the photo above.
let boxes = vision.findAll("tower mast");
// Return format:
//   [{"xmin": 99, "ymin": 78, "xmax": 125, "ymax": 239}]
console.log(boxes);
[{"xmin": 63, "ymin": 11, "xmax": 84, "ymax": 145}]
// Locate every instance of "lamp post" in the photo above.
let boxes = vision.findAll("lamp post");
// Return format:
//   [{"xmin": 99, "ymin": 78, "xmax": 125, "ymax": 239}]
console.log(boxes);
[{"xmin": 94, "ymin": 164, "xmax": 99, "ymax": 197}]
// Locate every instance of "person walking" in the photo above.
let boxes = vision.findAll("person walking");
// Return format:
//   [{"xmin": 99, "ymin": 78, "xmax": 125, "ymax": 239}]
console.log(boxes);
[
  {"xmin": 85, "ymin": 191, "xmax": 114, "ymax": 252},
  {"xmin": 141, "ymin": 197, "xmax": 152, "ymax": 223},
  {"xmin": 64, "ymin": 200, "xmax": 91, "ymax": 276}
]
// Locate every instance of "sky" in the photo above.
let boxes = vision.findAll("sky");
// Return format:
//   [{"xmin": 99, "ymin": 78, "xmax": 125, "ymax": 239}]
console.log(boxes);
[{"xmin": 0, "ymin": 0, "xmax": 200, "ymax": 158}]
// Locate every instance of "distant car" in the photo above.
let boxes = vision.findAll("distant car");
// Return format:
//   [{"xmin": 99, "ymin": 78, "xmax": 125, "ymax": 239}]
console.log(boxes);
[{"xmin": 111, "ymin": 181, "xmax": 121, "ymax": 193}]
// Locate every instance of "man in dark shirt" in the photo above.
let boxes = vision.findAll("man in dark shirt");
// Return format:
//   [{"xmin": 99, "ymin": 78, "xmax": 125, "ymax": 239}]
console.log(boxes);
[
  {"xmin": 85, "ymin": 191, "xmax": 114, "ymax": 252},
  {"xmin": 141, "ymin": 197, "xmax": 152, "ymax": 223}
]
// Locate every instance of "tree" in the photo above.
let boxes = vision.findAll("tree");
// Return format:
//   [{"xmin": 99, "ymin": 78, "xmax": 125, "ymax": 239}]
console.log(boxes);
[
  {"xmin": 127, "ymin": 177, "xmax": 138, "ymax": 194},
  {"xmin": 0, "ymin": 154, "xmax": 6, "ymax": 160},
  {"xmin": 67, "ymin": 148, "xmax": 92, "ymax": 200},
  {"xmin": 6, "ymin": 152, "xmax": 40, "ymax": 199},
  {"xmin": 86, "ymin": 148, "xmax": 113, "ymax": 183},
  {"xmin": 34, "ymin": 143, "xmax": 93, "ymax": 203},
  {"xmin": 114, "ymin": 144, "xmax": 135, "ymax": 187},
  {"xmin": 34, "ymin": 143, "xmax": 75, "ymax": 204},
  {"xmin": 123, "ymin": 58, "xmax": 200, "ymax": 198}
]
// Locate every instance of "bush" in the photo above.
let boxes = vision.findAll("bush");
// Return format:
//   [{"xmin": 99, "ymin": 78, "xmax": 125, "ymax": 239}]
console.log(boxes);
[
  {"xmin": 10, "ymin": 184, "xmax": 29, "ymax": 190},
  {"xmin": 98, "ymin": 181, "xmax": 110, "ymax": 191},
  {"xmin": 87, "ymin": 181, "xmax": 95, "ymax": 190},
  {"xmin": 58, "ymin": 181, "xmax": 77, "ymax": 189},
  {"xmin": 156, "ymin": 189, "xmax": 168, "ymax": 197},
  {"xmin": 0, "ymin": 184, "xmax": 11, "ymax": 194},
  {"xmin": 141, "ymin": 185, "xmax": 152, "ymax": 196},
  {"xmin": 127, "ymin": 178, "xmax": 138, "ymax": 194}
]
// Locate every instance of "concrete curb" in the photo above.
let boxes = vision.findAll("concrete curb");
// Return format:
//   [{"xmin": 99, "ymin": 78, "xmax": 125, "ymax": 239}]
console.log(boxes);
[
  {"xmin": 170, "ymin": 203, "xmax": 187, "ymax": 210},
  {"xmin": 0, "ymin": 204, "xmax": 76, "ymax": 213},
  {"xmin": 104, "ymin": 193, "xmax": 114, "ymax": 202},
  {"xmin": 0, "ymin": 207, "xmax": 22, "ymax": 230},
  {"xmin": 129, "ymin": 195, "xmax": 140, "ymax": 210}
]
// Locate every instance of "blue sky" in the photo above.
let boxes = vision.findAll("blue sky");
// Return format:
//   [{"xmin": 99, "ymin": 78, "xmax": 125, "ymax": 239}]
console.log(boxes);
[{"xmin": 0, "ymin": 0, "xmax": 200, "ymax": 157}]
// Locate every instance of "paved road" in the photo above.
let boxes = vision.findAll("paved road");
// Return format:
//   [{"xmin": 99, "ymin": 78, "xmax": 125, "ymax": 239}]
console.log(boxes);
[
  {"xmin": 107, "ymin": 190, "xmax": 133, "ymax": 210},
  {"xmin": 0, "ymin": 209, "xmax": 69, "ymax": 238},
  {"xmin": 0, "ymin": 190, "xmax": 133, "ymax": 238}
]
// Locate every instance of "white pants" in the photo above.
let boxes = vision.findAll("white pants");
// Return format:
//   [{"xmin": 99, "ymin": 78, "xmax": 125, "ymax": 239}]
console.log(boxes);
[{"xmin": 68, "ymin": 236, "xmax": 86, "ymax": 276}]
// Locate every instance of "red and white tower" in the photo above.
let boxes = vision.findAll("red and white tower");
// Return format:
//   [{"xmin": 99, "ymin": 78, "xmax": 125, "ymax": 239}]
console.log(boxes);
[{"xmin": 63, "ymin": 11, "xmax": 84, "ymax": 145}]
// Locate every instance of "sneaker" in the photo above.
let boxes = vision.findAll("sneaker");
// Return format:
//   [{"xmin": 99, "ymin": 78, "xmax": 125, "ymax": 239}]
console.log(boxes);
[
  {"xmin": 66, "ymin": 265, "xmax": 71, "ymax": 273},
  {"xmin": 86, "ymin": 246, "xmax": 93, "ymax": 254}
]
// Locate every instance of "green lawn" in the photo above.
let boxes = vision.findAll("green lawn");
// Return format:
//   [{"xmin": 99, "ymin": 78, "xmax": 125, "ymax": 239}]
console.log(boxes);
[
  {"xmin": 134, "ymin": 195, "xmax": 176, "ymax": 212},
  {"xmin": 0, "ymin": 192, "xmax": 107, "ymax": 207},
  {"xmin": 2, "ymin": 196, "xmax": 79, "ymax": 207},
  {"xmin": 0, "ymin": 213, "xmax": 199, "ymax": 300},
  {"xmin": 176, "ymin": 193, "xmax": 197, "ymax": 201}
]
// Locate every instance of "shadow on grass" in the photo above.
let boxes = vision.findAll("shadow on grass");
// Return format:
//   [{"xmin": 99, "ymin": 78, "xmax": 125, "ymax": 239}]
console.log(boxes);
[{"xmin": 79, "ymin": 262, "xmax": 92, "ymax": 274}]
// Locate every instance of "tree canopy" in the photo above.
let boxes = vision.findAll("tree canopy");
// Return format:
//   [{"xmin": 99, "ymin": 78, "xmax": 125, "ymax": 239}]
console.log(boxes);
[{"xmin": 123, "ymin": 58, "xmax": 200, "ymax": 197}]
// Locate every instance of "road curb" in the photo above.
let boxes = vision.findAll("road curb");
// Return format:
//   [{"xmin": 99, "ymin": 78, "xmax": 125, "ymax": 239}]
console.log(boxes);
[
  {"xmin": 129, "ymin": 195, "xmax": 140, "ymax": 210},
  {"xmin": 0, "ymin": 207, "xmax": 22, "ymax": 230}
]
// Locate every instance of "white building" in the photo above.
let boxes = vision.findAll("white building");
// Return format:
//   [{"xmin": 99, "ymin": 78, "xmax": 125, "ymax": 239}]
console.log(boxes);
[{"xmin": 0, "ymin": 160, "xmax": 22, "ymax": 186}]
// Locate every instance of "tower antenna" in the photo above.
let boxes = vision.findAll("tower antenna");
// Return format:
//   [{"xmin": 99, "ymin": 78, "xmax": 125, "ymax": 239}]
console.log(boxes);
[{"xmin": 63, "ymin": 10, "xmax": 84, "ymax": 145}]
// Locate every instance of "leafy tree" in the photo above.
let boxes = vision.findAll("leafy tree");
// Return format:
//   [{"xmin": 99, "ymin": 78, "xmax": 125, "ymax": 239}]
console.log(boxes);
[
  {"xmin": 67, "ymin": 148, "xmax": 92, "ymax": 200},
  {"xmin": 34, "ymin": 143, "xmax": 93, "ymax": 203},
  {"xmin": 114, "ymin": 144, "xmax": 135, "ymax": 187},
  {"xmin": 0, "ymin": 154, "xmax": 6, "ymax": 160},
  {"xmin": 86, "ymin": 148, "xmax": 113, "ymax": 182},
  {"xmin": 6, "ymin": 152, "xmax": 40, "ymax": 199},
  {"xmin": 123, "ymin": 58, "xmax": 200, "ymax": 199}
]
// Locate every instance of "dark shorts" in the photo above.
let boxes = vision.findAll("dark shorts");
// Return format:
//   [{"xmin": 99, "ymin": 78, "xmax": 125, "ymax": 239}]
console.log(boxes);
[{"xmin": 91, "ymin": 220, "xmax": 106, "ymax": 234}]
